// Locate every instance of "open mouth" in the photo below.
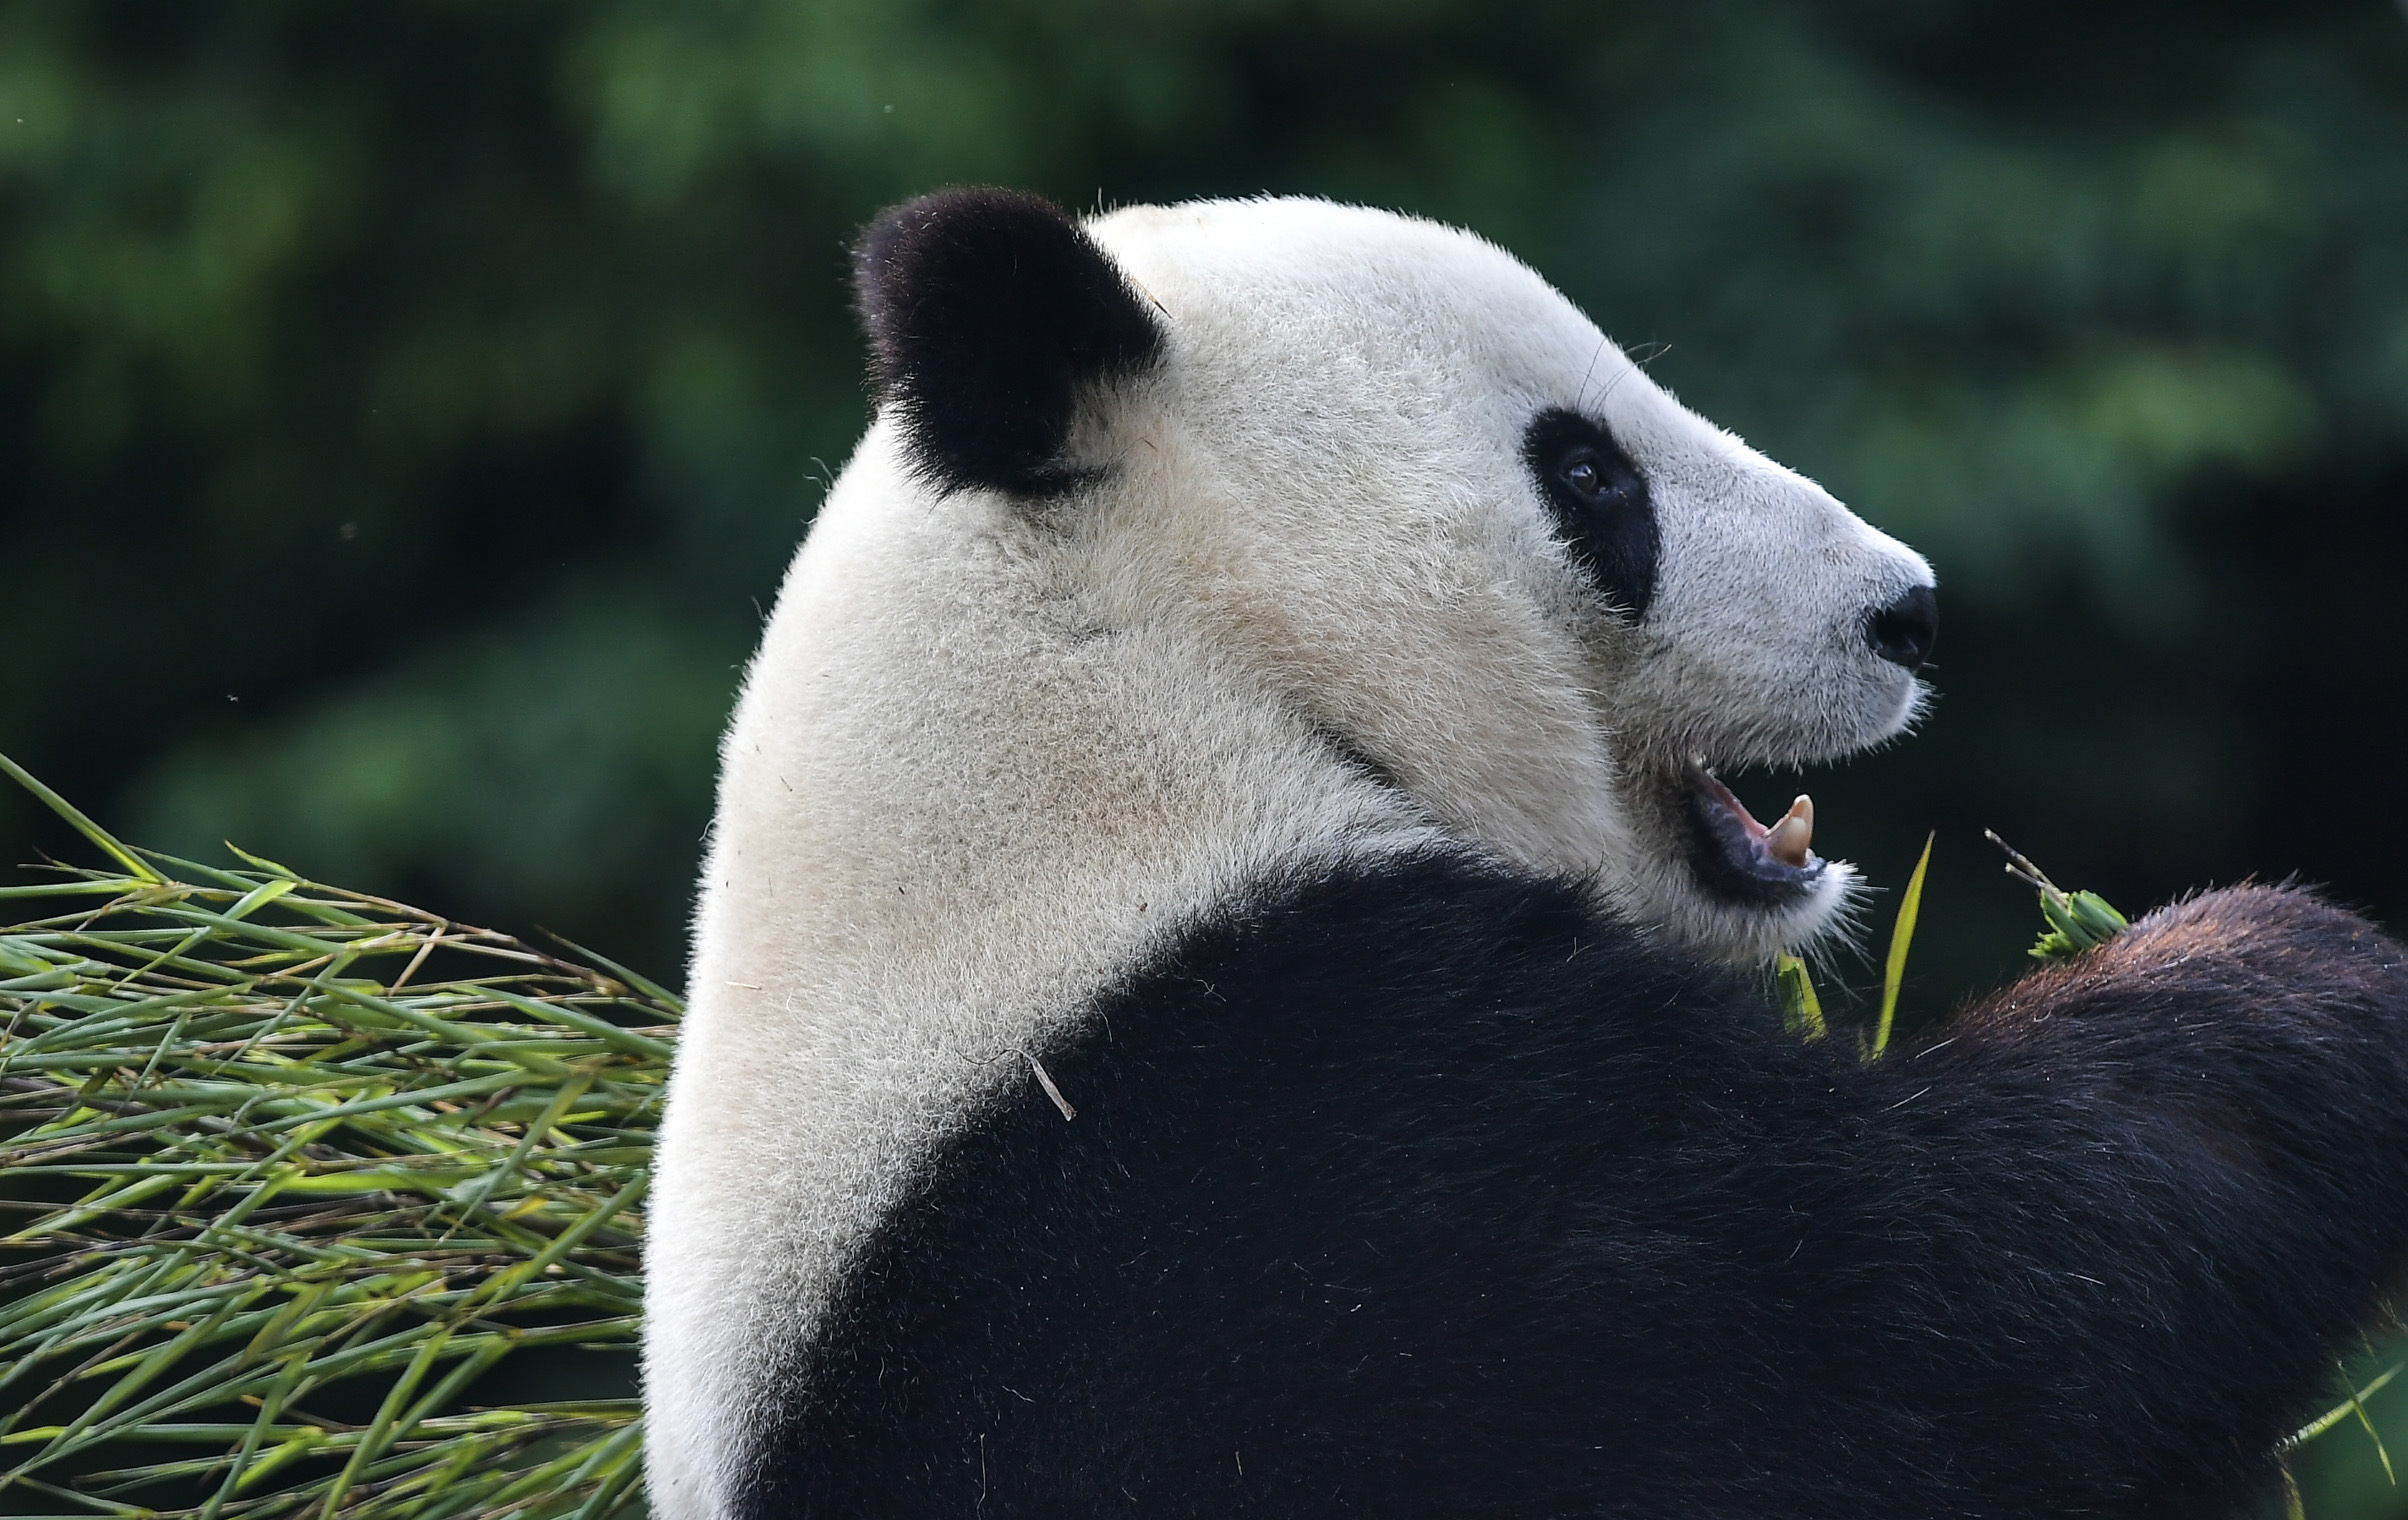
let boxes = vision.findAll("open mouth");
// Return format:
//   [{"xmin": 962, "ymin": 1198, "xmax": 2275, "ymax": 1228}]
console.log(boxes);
[{"xmin": 1681, "ymin": 761, "xmax": 1824, "ymax": 907}]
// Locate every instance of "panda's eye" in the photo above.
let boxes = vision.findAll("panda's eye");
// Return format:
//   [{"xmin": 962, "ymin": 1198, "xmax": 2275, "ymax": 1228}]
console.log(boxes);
[{"xmin": 1523, "ymin": 408, "xmax": 1660, "ymax": 621}]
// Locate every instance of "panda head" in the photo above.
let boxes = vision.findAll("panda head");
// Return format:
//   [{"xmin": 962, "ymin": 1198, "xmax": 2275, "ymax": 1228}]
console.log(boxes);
[{"xmin": 855, "ymin": 189, "xmax": 1935, "ymax": 963}]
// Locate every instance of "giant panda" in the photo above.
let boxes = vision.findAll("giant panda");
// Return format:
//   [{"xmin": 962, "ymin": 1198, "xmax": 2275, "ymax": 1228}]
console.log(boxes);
[{"xmin": 644, "ymin": 189, "xmax": 2408, "ymax": 1519}]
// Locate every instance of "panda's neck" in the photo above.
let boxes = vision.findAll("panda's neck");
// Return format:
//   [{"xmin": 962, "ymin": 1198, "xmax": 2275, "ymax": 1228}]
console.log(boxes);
[{"xmin": 692, "ymin": 425, "xmax": 1425, "ymax": 1024}]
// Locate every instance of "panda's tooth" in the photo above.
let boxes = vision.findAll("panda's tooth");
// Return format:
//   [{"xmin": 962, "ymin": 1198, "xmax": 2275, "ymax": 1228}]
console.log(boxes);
[{"xmin": 1765, "ymin": 795, "xmax": 1814, "ymax": 867}]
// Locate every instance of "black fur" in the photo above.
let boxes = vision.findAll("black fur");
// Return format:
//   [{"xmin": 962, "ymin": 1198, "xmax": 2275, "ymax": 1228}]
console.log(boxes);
[
  {"xmin": 1524, "ymin": 408, "xmax": 1660, "ymax": 620},
  {"xmin": 854, "ymin": 188, "xmax": 1164, "ymax": 496},
  {"xmin": 736, "ymin": 860, "xmax": 2408, "ymax": 1518}
]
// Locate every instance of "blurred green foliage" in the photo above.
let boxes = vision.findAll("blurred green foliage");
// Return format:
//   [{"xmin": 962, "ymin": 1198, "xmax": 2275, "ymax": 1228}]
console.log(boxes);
[{"xmin": 4, "ymin": 4, "xmax": 2408, "ymax": 1511}]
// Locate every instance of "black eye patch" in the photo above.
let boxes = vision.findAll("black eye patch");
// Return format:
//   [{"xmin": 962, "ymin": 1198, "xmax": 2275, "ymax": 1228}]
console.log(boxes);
[{"xmin": 1522, "ymin": 408, "xmax": 1659, "ymax": 622}]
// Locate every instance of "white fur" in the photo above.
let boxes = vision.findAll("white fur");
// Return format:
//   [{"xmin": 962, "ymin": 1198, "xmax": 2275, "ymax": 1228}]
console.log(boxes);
[{"xmin": 643, "ymin": 198, "xmax": 1933, "ymax": 1520}]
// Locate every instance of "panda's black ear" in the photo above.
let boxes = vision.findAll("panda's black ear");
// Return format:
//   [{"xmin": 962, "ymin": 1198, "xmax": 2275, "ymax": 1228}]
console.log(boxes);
[{"xmin": 853, "ymin": 188, "xmax": 1165, "ymax": 497}]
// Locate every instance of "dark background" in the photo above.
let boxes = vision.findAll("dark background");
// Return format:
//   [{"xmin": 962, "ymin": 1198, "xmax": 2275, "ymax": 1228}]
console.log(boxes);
[{"xmin": 6, "ymin": 2, "xmax": 2408, "ymax": 1510}]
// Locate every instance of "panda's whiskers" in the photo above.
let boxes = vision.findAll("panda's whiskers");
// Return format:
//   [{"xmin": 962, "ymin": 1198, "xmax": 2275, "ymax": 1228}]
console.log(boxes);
[
  {"xmin": 1574, "ymin": 336, "xmax": 1609, "ymax": 414},
  {"xmin": 1801, "ymin": 873, "xmax": 1878, "ymax": 972}
]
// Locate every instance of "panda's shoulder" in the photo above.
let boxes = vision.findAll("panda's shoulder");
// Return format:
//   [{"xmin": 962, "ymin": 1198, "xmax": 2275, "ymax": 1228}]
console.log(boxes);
[
  {"xmin": 982, "ymin": 848, "xmax": 1777, "ymax": 1154},
  {"xmin": 1133, "ymin": 850, "xmax": 1679, "ymax": 1029}
]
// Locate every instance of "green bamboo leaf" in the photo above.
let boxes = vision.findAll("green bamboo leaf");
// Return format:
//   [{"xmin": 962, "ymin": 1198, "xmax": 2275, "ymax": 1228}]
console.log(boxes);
[
  {"xmin": 318, "ymin": 1329, "xmax": 455, "ymax": 1520},
  {"xmin": 558, "ymin": 1422, "xmax": 647, "ymax": 1520},
  {"xmin": 0, "ymin": 752, "xmax": 165, "ymax": 886},
  {"xmin": 476, "ymin": 988, "xmax": 674, "ymax": 1060},
  {"xmin": 2294, "ymin": 1361, "xmax": 2406, "ymax": 1448},
  {"xmin": 1871, "ymin": 833, "xmax": 1934, "ymax": 1061},
  {"xmin": 1773, "ymin": 954, "xmax": 1824, "ymax": 1041},
  {"xmin": 1, "ymin": 792, "xmax": 675, "ymax": 1520},
  {"xmin": 534, "ymin": 932, "xmax": 687, "ymax": 1017},
  {"xmin": 20, "ymin": 1286, "xmax": 267, "ymax": 1472}
]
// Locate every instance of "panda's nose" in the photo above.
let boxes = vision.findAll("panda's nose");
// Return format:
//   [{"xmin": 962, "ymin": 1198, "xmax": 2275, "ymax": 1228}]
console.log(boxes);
[{"xmin": 1865, "ymin": 585, "xmax": 1938, "ymax": 672}]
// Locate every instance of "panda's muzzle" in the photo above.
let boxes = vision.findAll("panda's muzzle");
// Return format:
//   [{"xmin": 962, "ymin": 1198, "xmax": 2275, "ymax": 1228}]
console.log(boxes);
[{"xmin": 1682, "ymin": 763, "xmax": 1825, "ymax": 906}]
